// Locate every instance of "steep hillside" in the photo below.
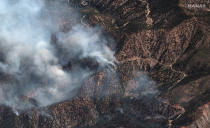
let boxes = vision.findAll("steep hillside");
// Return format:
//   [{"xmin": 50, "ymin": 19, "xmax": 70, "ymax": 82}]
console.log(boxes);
[{"xmin": 0, "ymin": 0, "xmax": 209, "ymax": 128}]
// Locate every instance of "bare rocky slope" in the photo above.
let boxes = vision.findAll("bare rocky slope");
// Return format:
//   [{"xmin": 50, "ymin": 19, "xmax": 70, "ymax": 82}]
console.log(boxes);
[{"xmin": 0, "ymin": 0, "xmax": 210, "ymax": 128}]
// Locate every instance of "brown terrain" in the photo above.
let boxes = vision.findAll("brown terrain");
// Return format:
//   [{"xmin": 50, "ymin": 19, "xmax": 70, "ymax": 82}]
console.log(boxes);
[{"xmin": 0, "ymin": 0, "xmax": 210, "ymax": 128}]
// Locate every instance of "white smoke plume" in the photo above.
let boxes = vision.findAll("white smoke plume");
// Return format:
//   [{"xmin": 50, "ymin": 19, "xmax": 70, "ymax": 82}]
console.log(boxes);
[{"xmin": 0, "ymin": 0, "xmax": 116, "ymax": 113}]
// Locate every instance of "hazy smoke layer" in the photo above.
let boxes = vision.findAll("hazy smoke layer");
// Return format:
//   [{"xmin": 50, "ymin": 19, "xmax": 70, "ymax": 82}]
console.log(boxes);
[
  {"xmin": 125, "ymin": 71, "xmax": 159, "ymax": 98},
  {"xmin": 0, "ymin": 0, "xmax": 116, "ymax": 113}
]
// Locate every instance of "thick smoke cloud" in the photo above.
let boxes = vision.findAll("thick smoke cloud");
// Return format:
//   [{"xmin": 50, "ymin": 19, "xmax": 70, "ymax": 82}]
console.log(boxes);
[{"xmin": 0, "ymin": 0, "xmax": 116, "ymax": 114}]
